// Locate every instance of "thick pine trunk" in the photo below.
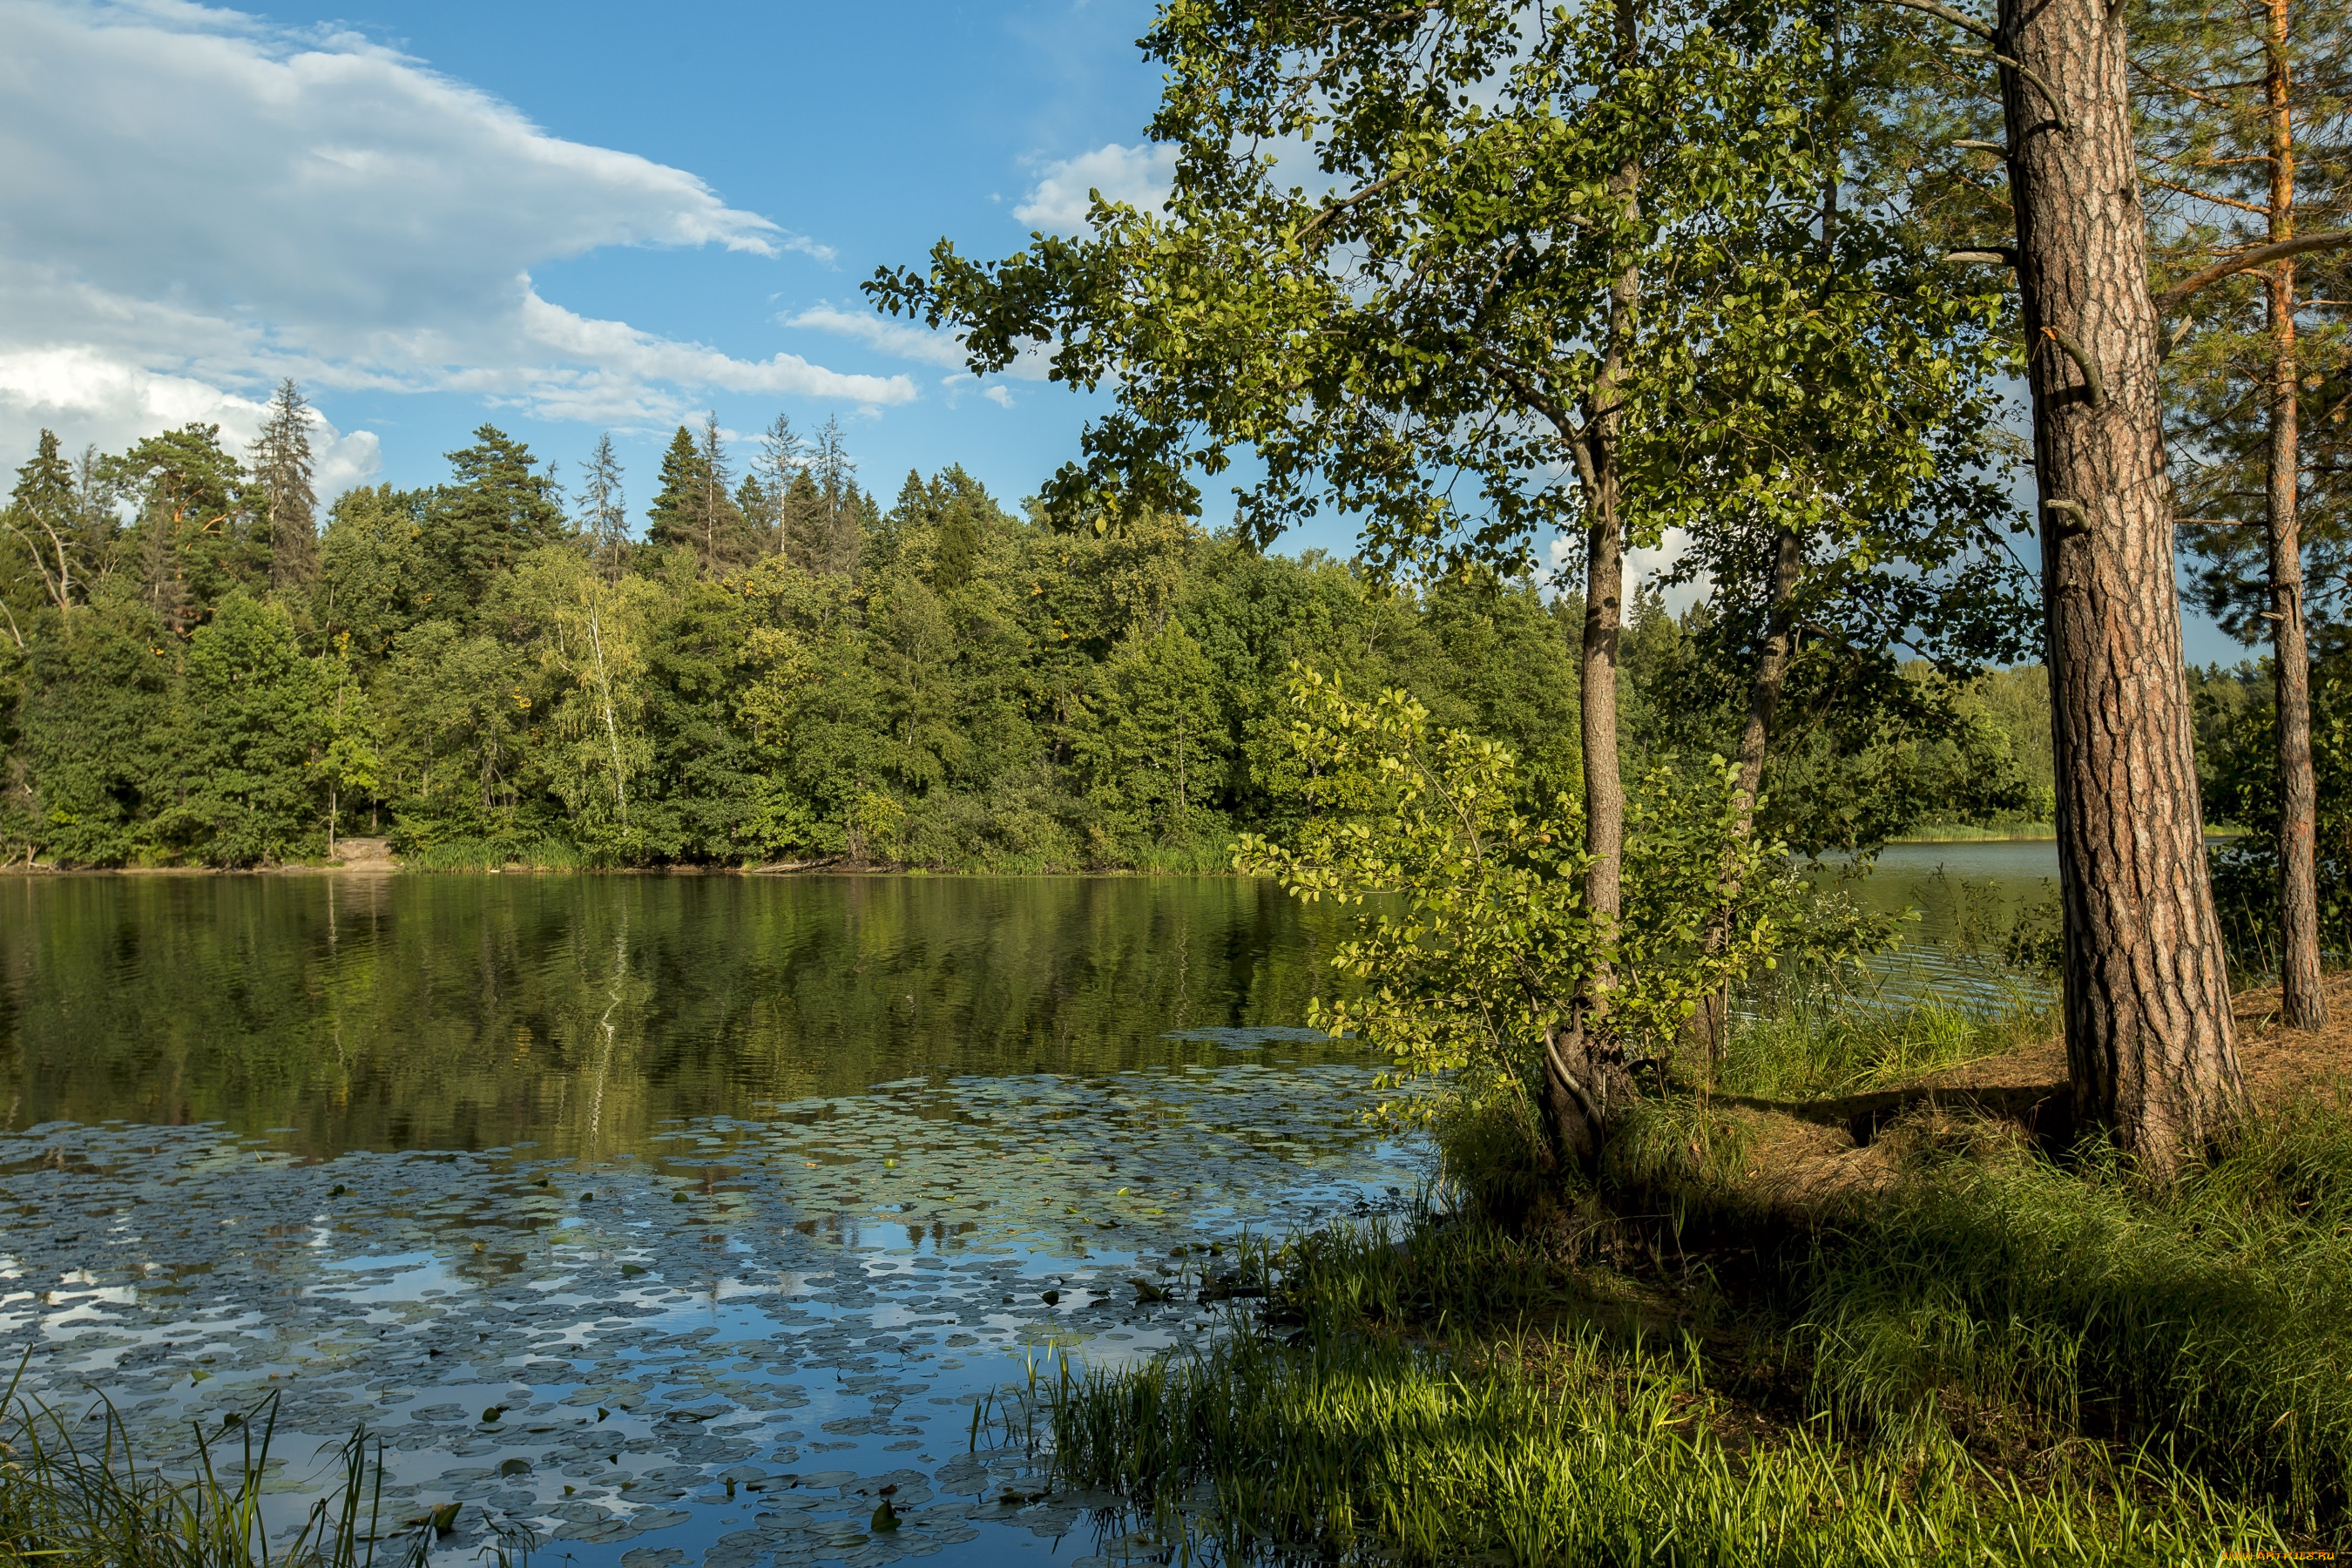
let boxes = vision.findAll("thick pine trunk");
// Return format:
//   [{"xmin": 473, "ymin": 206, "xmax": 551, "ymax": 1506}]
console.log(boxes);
[
  {"xmin": 2000, "ymin": 0, "xmax": 2246, "ymax": 1170},
  {"xmin": 2265, "ymin": 0, "xmax": 2328, "ymax": 1030}
]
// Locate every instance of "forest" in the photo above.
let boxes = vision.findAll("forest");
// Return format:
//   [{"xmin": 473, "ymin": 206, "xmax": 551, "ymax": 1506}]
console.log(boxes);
[{"xmin": 0, "ymin": 394, "xmax": 2172, "ymax": 875}]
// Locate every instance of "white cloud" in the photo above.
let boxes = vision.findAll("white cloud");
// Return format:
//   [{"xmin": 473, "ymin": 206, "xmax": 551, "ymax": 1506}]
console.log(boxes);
[
  {"xmin": 983, "ymin": 385, "xmax": 1016, "ymax": 409},
  {"xmin": 1551, "ymin": 528, "xmax": 1710, "ymax": 618},
  {"xmin": 0, "ymin": 341, "xmax": 381, "ymax": 495},
  {"xmin": 784, "ymin": 302, "xmax": 1054, "ymax": 382},
  {"xmin": 0, "ymin": 0, "xmax": 902, "ymax": 465},
  {"xmin": 1014, "ymin": 143, "xmax": 1177, "ymax": 234},
  {"xmin": 783, "ymin": 306, "xmax": 974, "ymax": 371}
]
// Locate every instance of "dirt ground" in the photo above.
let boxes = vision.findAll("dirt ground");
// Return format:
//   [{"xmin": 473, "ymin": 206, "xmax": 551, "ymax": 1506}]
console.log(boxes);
[{"xmin": 1727, "ymin": 971, "xmax": 2352, "ymax": 1214}]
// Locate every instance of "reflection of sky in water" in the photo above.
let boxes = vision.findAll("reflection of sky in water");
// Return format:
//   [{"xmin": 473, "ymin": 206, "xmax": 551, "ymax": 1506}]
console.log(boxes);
[{"xmin": 0, "ymin": 1044, "xmax": 1415, "ymax": 1567}]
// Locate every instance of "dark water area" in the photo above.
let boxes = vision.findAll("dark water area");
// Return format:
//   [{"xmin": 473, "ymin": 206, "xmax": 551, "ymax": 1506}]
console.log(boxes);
[
  {"xmin": 0, "ymin": 874, "xmax": 1363, "ymax": 1156},
  {"xmin": 0, "ymin": 875, "xmax": 1410, "ymax": 1568}
]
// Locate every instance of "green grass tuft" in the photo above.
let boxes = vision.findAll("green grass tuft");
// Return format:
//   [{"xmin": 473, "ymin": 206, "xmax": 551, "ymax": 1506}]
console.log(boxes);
[{"xmin": 0, "ymin": 1380, "xmax": 533, "ymax": 1567}]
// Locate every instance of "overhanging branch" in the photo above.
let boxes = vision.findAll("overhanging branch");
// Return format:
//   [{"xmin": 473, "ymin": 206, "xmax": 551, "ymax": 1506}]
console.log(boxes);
[{"xmin": 2153, "ymin": 231, "xmax": 2352, "ymax": 314}]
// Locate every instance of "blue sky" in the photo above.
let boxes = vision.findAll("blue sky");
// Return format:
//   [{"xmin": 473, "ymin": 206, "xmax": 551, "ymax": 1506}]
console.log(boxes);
[{"xmin": 0, "ymin": 0, "xmax": 2247, "ymax": 663}]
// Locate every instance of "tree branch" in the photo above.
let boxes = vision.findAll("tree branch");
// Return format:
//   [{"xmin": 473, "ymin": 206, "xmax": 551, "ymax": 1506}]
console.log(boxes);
[
  {"xmin": 2042, "ymin": 325, "xmax": 2105, "ymax": 407},
  {"xmin": 1945, "ymin": 247, "xmax": 2019, "ymax": 266},
  {"xmin": 1954, "ymin": 48, "xmax": 2072, "ymax": 133},
  {"xmin": 1294, "ymin": 172, "xmax": 1407, "ymax": 244},
  {"xmin": 1870, "ymin": 0, "xmax": 1996, "ymax": 40},
  {"xmin": 2153, "ymin": 231, "xmax": 2352, "ymax": 314}
]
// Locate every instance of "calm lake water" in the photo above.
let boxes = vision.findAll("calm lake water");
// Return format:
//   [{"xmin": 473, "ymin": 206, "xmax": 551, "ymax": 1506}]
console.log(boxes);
[{"xmin": 0, "ymin": 849, "xmax": 2054, "ymax": 1566}]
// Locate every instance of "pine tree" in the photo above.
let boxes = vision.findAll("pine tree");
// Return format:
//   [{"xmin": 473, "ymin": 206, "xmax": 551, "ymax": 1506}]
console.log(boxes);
[
  {"xmin": 248, "ymin": 379, "xmax": 318, "ymax": 591},
  {"xmin": 421, "ymin": 426, "xmax": 565, "ymax": 612},
  {"xmin": 102, "ymin": 424, "xmax": 254, "ymax": 637},
  {"xmin": 2144, "ymin": 0, "xmax": 2352, "ymax": 1029}
]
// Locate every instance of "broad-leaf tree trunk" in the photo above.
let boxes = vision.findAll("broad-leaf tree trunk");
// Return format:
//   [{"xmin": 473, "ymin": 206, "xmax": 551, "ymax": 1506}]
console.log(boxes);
[
  {"xmin": 2000, "ymin": 0, "xmax": 2246, "ymax": 1168},
  {"xmin": 2265, "ymin": 0, "xmax": 2328, "ymax": 1030},
  {"xmin": 1545, "ymin": 37, "xmax": 1644, "ymax": 1171},
  {"xmin": 1695, "ymin": 524, "xmax": 1803, "ymax": 1064}
]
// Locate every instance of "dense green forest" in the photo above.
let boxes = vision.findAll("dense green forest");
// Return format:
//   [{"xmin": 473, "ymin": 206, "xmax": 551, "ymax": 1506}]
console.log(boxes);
[{"xmin": 0, "ymin": 393, "xmax": 2284, "ymax": 872}]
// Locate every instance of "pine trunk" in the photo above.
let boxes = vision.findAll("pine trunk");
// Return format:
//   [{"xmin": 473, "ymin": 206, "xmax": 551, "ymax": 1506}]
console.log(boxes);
[
  {"xmin": 2266, "ymin": 0, "xmax": 2328, "ymax": 1030},
  {"xmin": 2000, "ymin": 0, "xmax": 2247, "ymax": 1169}
]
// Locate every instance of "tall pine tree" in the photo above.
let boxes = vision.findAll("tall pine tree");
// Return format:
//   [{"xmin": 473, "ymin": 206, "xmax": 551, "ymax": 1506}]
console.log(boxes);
[{"xmin": 2146, "ymin": 0, "xmax": 2352, "ymax": 1029}]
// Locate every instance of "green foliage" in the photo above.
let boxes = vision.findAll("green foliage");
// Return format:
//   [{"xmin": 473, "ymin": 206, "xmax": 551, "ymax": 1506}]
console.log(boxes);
[
  {"xmin": 0, "ymin": 419, "xmax": 2068, "ymax": 871},
  {"xmin": 154, "ymin": 593, "xmax": 328, "ymax": 866},
  {"xmin": 1234, "ymin": 672, "xmax": 1821, "ymax": 1113},
  {"xmin": 417, "ymin": 426, "xmax": 565, "ymax": 611},
  {"xmin": 2200, "ymin": 652, "xmax": 2352, "ymax": 962},
  {"xmin": 17, "ymin": 592, "xmax": 175, "ymax": 866}
]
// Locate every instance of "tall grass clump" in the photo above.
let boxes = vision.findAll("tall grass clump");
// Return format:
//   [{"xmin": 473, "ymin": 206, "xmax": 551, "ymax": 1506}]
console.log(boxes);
[
  {"xmin": 1046, "ymin": 1232, "xmax": 2284, "ymax": 1565},
  {"xmin": 1722, "ymin": 972, "xmax": 2051, "ymax": 1102},
  {"xmin": 1793, "ymin": 1101, "xmax": 2352, "ymax": 1536},
  {"xmin": 404, "ymin": 835, "xmax": 593, "ymax": 873},
  {"xmin": 0, "ymin": 1383, "xmax": 479, "ymax": 1567}
]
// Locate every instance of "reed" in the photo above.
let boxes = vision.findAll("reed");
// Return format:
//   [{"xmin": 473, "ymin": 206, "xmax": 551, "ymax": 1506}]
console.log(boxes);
[{"xmin": 0, "ymin": 1381, "xmax": 524, "ymax": 1568}]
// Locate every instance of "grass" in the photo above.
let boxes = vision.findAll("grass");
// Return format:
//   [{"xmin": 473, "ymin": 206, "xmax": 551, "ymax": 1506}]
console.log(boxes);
[
  {"xmin": 1028, "ymin": 991, "xmax": 2352, "ymax": 1565},
  {"xmin": 1793, "ymin": 1103, "xmax": 2352, "ymax": 1531},
  {"xmin": 402, "ymin": 835, "xmax": 595, "ymax": 873},
  {"xmin": 0, "ymin": 1382, "xmax": 528, "ymax": 1568},
  {"xmin": 1719, "ymin": 983, "xmax": 2052, "ymax": 1102},
  {"xmin": 1039, "ymin": 1214, "xmax": 2295, "ymax": 1565}
]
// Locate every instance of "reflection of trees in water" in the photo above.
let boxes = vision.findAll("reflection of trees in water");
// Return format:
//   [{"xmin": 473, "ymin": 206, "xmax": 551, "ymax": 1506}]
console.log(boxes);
[{"xmin": 0, "ymin": 875, "xmax": 1362, "ymax": 1157}]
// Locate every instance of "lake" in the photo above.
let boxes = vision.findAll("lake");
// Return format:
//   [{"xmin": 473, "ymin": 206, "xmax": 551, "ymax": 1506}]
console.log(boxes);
[{"xmin": 0, "ymin": 848, "xmax": 2055, "ymax": 1566}]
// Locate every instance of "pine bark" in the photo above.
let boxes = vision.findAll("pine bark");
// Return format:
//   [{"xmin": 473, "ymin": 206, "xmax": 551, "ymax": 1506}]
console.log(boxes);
[
  {"xmin": 2265, "ymin": 0, "xmax": 2328, "ymax": 1030},
  {"xmin": 1999, "ymin": 0, "xmax": 2247, "ymax": 1168}
]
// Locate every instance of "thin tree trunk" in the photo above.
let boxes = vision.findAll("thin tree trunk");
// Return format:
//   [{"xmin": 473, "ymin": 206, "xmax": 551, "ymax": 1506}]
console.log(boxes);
[
  {"xmin": 2265, "ymin": 0, "xmax": 2328, "ymax": 1029},
  {"xmin": 588, "ymin": 600, "xmax": 629, "ymax": 828},
  {"xmin": 1695, "ymin": 525, "xmax": 1805, "ymax": 1065},
  {"xmin": 1999, "ymin": 0, "xmax": 2245, "ymax": 1170},
  {"xmin": 1546, "ymin": 7, "xmax": 1641, "ymax": 1172}
]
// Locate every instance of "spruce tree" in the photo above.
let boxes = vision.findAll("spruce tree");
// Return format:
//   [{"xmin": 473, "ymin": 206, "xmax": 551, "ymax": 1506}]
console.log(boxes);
[
  {"xmin": 645, "ymin": 425, "xmax": 705, "ymax": 558},
  {"xmin": 248, "ymin": 379, "xmax": 318, "ymax": 592}
]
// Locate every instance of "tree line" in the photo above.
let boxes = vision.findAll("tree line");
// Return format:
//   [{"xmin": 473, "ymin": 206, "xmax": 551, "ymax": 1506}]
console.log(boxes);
[{"xmin": 2, "ymin": 388, "xmax": 2113, "ymax": 875}]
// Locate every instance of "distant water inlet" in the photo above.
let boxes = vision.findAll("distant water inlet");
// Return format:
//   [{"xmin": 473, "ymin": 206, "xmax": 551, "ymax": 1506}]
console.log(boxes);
[{"xmin": 0, "ymin": 862, "xmax": 2058, "ymax": 1566}]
